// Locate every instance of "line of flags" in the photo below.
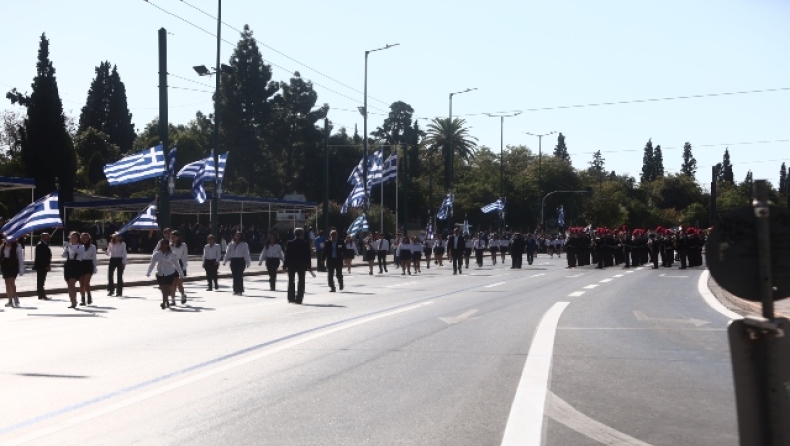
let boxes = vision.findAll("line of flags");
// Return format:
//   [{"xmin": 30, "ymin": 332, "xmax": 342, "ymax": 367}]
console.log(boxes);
[
  {"xmin": 341, "ymin": 149, "xmax": 397, "ymax": 214},
  {"xmin": 104, "ymin": 145, "xmax": 166, "ymax": 186},
  {"xmin": 0, "ymin": 192, "xmax": 62, "ymax": 242},
  {"xmin": 117, "ymin": 202, "xmax": 158, "ymax": 234}
]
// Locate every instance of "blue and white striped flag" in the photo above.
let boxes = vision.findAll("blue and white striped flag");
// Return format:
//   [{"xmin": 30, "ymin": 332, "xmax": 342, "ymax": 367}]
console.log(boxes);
[
  {"xmin": 192, "ymin": 160, "xmax": 208, "ymax": 204},
  {"xmin": 216, "ymin": 152, "xmax": 229, "ymax": 188},
  {"xmin": 166, "ymin": 145, "xmax": 177, "ymax": 179},
  {"xmin": 381, "ymin": 152, "xmax": 397, "ymax": 184},
  {"xmin": 557, "ymin": 205, "xmax": 565, "ymax": 227},
  {"xmin": 176, "ymin": 152, "xmax": 229, "ymax": 183},
  {"xmin": 347, "ymin": 214, "xmax": 368, "ymax": 237},
  {"xmin": 341, "ymin": 181, "xmax": 367, "ymax": 214},
  {"xmin": 426, "ymin": 220, "xmax": 434, "ymax": 239},
  {"xmin": 463, "ymin": 219, "xmax": 470, "ymax": 236},
  {"xmin": 436, "ymin": 193, "xmax": 454, "ymax": 220},
  {"xmin": 117, "ymin": 202, "xmax": 158, "ymax": 235},
  {"xmin": 104, "ymin": 144, "xmax": 166, "ymax": 186},
  {"xmin": 348, "ymin": 150, "xmax": 383, "ymax": 187},
  {"xmin": 481, "ymin": 198, "xmax": 505, "ymax": 214},
  {"xmin": 1, "ymin": 192, "xmax": 62, "ymax": 242}
]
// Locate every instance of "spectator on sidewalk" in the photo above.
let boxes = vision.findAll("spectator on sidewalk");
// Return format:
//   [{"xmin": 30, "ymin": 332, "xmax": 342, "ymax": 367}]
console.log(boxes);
[{"xmin": 34, "ymin": 233, "xmax": 52, "ymax": 300}]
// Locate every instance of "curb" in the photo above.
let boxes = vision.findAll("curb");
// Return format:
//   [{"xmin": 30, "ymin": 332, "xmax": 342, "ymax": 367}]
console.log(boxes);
[{"xmin": 706, "ymin": 273, "xmax": 790, "ymax": 318}]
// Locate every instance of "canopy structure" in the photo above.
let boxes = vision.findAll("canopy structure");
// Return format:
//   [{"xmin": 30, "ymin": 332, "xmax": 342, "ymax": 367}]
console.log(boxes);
[{"xmin": 0, "ymin": 176, "xmax": 36, "ymax": 192}]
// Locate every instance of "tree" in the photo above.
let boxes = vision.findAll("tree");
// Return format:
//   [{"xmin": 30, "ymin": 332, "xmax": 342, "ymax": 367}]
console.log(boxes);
[
  {"xmin": 422, "ymin": 117, "xmax": 478, "ymax": 190},
  {"xmin": 78, "ymin": 62, "xmax": 135, "ymax": 153},
  {"xmin": 589, "ymin": 150, "xmax": 605, "ymax": 190},
  {"xmin": 553, "ymin": 132, "xmax": 571, "ymax": 163},
  {"xmin": 653, "ymin": 144, "xmax": 664, "ymax": 179},
  {"xmin": 640, "ymin": 138, "xmax": 654, "ymax": 183},
  {"xmin": 722, "ymin": 148, "xmax": 734, "ymax": 184},
  {"xmin": 779, "ymin": 162, "xmax": 786, "ymax": 194},
  {"xmin": 78, "ymin": 62, "xmax": 111, "ymax": 135},
  {"xmin": 6, "ymin": 34, "xmax": 77, "ymax": 203},
  {"xmin": 681, "ymin": 142, "xmax": 696, "ymax": 178},
  {"xmin": 73, "ymin": 128, "xmax": 120, "ymax": 186}
]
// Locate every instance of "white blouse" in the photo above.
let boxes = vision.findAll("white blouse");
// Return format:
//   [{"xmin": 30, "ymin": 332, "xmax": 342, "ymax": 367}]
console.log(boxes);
[
  {"xmin": 147, "ymin": 250, "xmax": 184, "ymax": 277},
  {"xmin": 81, "ymin": 244, "xmax": 98, "ymax": 274},
  {"xmin": 224, "ymin": 241, "xmax": 251, "ymax": 268},
  {"xmin": 62, "ymin": 243, "xmax": 84, "ymax": 261},
  {"xmin": 170, "ymin": 243, "xmax": 188, "ymax": 270},
  {"xmin": 258, "ymin": 243, "xmax": 284, "ymax": 265},
  {"xmin": 3, "ymin": 245, "xmax": 25, "ymax": 275},
  {"xmin": 473, "ymin": 239, "xmax": 487, "ymax": 250},
  {"xmin": 106, "ymin": 242, "xmax": 127, "ymax": 264},
  {"xmin": 202, "ymin": 243, "xmax": 222, "ymax": 261},
  {"xmin": 344, "ymin": 242, "xmax": 358, "ymax": 255}
]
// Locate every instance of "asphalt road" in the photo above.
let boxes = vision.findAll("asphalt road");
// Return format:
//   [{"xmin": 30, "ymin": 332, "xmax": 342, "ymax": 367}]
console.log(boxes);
[{"xmin": 0, "ymin": 255, "xmax": 739, "ymax": 445}]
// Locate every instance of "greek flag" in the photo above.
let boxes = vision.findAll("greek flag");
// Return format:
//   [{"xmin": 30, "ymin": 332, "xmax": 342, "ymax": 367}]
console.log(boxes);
[
  {"xmin": 166, "ymin": 145, "xmax": 177, "ymax": 179},
  {"xmin": 341, "ymin": 181, "xmax": 368, "ymax": 214},
  {"xmin": 380, "ymin": 152, "xmax": 397, "ymax": 184},
  {"xmin": 104, "ymin": 144, "xmax": 166, "ymax": 186},
  {"xmin": 1, "ymin": 192, "xmax": 62, "ymax": 242},
  {"xmin": 463, "ymin": 219, "xmax": 470, "ymax": 236},
  {"xmin": 557, "ymin": 205, "xmax": 565, "ymax": 227},
  {"xmin": 348, "ymin": 150, "xmax": 383, "ymax": 187},
  {"xmin": 176, "ymin": 152, "xmax": 229, "ymax": 183},
  {"xmin": 347, "ymin": 214, "xmax": 368, "ymax": 237},
  {"xmin": 436, "ymin": 193, "xmax": 454, "ymax": 220},
  {"xmin": 117, "ymin": 202, "xmax": 158, "ymax": 234},
  {"xmin": 426, "ymin": 220, "xmax": 434, "ymax": 239},
  {"xmin": 192, "ymin": 160, "xmax": 208, "ymax": 204},
  {"xmin": 481, "ymin": 198, "xmax": 505, "ymax": 214}
]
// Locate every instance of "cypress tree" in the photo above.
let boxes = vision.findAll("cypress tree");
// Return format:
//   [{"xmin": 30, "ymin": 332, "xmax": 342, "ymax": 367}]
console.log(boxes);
[
  {"xmin": 681, "ymin": 142, "xmax": 696, "ymax": 179},
  {"xmin": 553, "ymin": 132, "xmax": 571, "ymax": 163},
  {"xmin": 78, "ymin": 61, "xmax": 111, "ymax": 135},
  {"xmin": 6, "ymin": 34, "xmax": 76, "ymax": 203},
  {"xmin": 640, "ymin": 138, "xmax": 654, "ymax": 183},
  {"xmin": 107, "ymin": 65, "xmax": 136, "ymax": 153},
  {"xmin": 722, "ymin": 148, "xmax": 734, "ymax": 183},
  {"xmin": 779, "ymin": 162, "xmax": 786, "ymax": 194},
  {"xmin": 653, "ymin": 144, "xmax": 664, "ymax": 179}
]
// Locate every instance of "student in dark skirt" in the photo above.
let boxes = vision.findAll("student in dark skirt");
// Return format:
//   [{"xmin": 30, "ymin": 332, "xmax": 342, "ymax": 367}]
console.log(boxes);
[
  {"xmin": 464, "ymin": 236, "xmax": 474, "ymax": 269},
  {"xmin": 1, "ymin": 236, "xmax": 25, "ymax": 308},
  {"xmin": 146, "ymin": 239, "xmax": 184, "ymax": 309},
  {"xmin": 499, "ymin": 235, "xmax": 509, "ymax": 264},
  {"xmin": 410, "ymin": 236, "xmax": 422, "ymax": 274},
  {"xmin": 423, "ymin": 237, "xmax": 433, "ymax": 269},
  {"xmin": 399, "ymin": 238, "xmax": 412, "ymax": 275},
  {"xmin": 343, "ymin": 235, "xmax": 357, "ymax": 273},
  {"xmin": 489, "ymin": 234, "xmax": 499, "ymax": 265},
  {"xmin": 364, "ymin": 234, "xmax": 376, "ymax": 275},
  {"xmin": 473, "ymin": 233, "xmax": 487, "ymax": 268},
  {"xmin": 434, "ymin": 236, "xmax": 446, "ymax": 268},
  {"xmin": 79, "ymin": 233, "xmax": 98, "ymax": 306},
  {"xmin": 62, "ymin": 232, "xmax": 85, "ymax": 309}
]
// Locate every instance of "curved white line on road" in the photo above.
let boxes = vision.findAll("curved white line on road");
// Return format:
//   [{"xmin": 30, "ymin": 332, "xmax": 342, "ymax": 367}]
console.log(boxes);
[
  {"xmin": 501, "ymin": 301, "xmax": 570, "ymax": 446},
  {"xmin": 697, "ymin": 270, "xmax": 741, "ymax": 320}
]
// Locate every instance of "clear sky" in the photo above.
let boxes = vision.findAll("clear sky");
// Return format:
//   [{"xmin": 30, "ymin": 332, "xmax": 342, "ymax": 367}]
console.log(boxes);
[{"xmin": 2, "ymin": 0, "xmax": 788, "ymax": 187}]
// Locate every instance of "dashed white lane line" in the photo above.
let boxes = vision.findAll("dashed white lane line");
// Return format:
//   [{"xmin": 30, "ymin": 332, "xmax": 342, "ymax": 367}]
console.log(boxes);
[
  {"xmin": 501, "ymin": 301, "xmax": 570, "ymax": 446},
  {"xmin": 599, "ymin": 278, "xmax": 612, "ymax": 283},
  {"xmin": 568, "ymin": 291, "xmax": 585, "ymax": 297},
  {"xmin": 612, "ymin": 274, "xmax": 624, "ymax": 278},
  {"xmin": 583, "ymin": 285, "xmax": 599, "ymax": 289},
  {"xmin": 566, "ymin": 274, "xmax": 583, "ymax": 278},
  {"xmin": 530, "ymin": 273, "xmax": 546, "ymax": 278},
  {"xmin": 484, "ymin": 282, "xmax": 506, "ymax": 288},
  {"xmin": 625, "ymin": 271, "xmax": 635, "ymax": 274}
]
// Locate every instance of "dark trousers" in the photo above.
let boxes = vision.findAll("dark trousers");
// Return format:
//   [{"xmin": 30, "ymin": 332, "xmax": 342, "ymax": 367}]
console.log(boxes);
[
  {"xmin": 230, "ymin": 258, "xmax": 246, "ymax": 293},
  {"xmin": 567, "ymin": 251, "xmax": 576, "ymax": 268},
  {"xmin": 107, "ymin": 258, "xmax": 124, "ymax": 295},
  {"xmin": 623, "ymin": 248, "xmax": 631, "ymax": 267},
  {"xmin": 664, "ymin": 249, "xmax": 674, "ymax": 267},
  {"xmin": 265, "ymin": 258, "xmax": 280, "ymax": 290},
  {"xmin": 650, "ymin": 248, "xmax": 659, "ymax": 268},
  {"xmin": 526, "ymin": 250, "xmax": 535, "ymax": 265},
  {"xmin": 452, "ymin": 252, "xmax": 463, "ymax": 273},
  {"xmin": 678, "ymin": 250, "xmax": 688, "ymax": 268},
  {"xmin": 204, "ymin": 260, "xmax": 219, "ymax": 288},
  {"xmin": 475, "ymin": 249, "xmax": 485, "ymax": 267},
  {"xmin": 36, "ymin": 268, "xmax": 48, "ymax": 298},
  {"xmin": 377, "ymin": 250, "xmax": 388, "ymax": 272},
  {"xmin": 288, "ymin": 269, "xmax": 306, "ymax": 303},
  {"xmin": 316, "ymin": 250, "xmax": 326, "ymax": 272},
  {"xmin": 327, "ymin": 258, "xmax": 343, "ymax": 290},
  {"xmin": 512, "ymin": 252, "xmax": 523, "ymax": 268}
]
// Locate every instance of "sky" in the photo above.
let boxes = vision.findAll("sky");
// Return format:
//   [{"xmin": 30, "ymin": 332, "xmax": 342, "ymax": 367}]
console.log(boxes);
[{"xmin": 1, "ymin": 0, "xmax": 789, "ymax": 188}]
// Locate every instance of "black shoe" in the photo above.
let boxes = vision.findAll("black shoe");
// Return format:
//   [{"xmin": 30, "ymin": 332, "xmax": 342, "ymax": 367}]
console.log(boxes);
[
  {"xmin": 87, "ymin": 295, "xmax": 93, "ymax": 305},
  {"xmin": 330, "ymin": 288, "xmax": 336, "ymax": 292},
  {"xmin": 161, "ymin": 302, "xmax": 166, "ymax": 309},
  {"xmin": 339, "ymin": 283, "xmax": 344, "ymax": 291},
  {"xmin": 115, "ymin": 293, "xmax": 122, "ymax": 297},
  {"xmin": 107, "ymin": 290, "xmax": 114, "ymax": 296},
  {"xmin": 80, "ymin": 299, "xmax": 86, "ymax": 306},
  {"xmin": 207, "ymin": 287, "xmax": 213, "ymax": 291}
]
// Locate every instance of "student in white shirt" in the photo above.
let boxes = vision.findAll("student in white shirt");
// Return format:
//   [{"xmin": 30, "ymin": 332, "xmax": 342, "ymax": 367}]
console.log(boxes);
[
  {"xmin": 464, "ymin": 236, "xmax": 474, "ymax": 269},
  {"xmin": 1, "ymin": 236, "xmax": 25, "ymax": 308},
  {"xmin": 433, "ymin": 236, "xmax": 446, "ymax": 268},
  {"xmin": 106, "ymin": 233, "xmax": 127, "ymax": 297},
  {"xmin": 146, "ymin": 239, "xmax": 184, "ymax": 309},
  {"xmin": 202, "ymin": 234, "xmax": 222, "ymax": 291},
  {"xmin": 170, "ymin": 230, "xmax": 189, "ymax": 304},
  {"xmin": 410, "ymin": 236, "xmax": 423, "ymax": 274},
  {"xmin": 399, "ymin": 238, "xmax": 412, "ymax": 275},
  {"xmin": 473, "ymin": 233, "xmax": 487, "ymax": 268},
  {"xmin": 499, "ymin": 235, "xmax": 510, "ymax": 264},
  {"xmin": 377, "ymin": 235, "xmax": 390, "ymax": 274},
  {"xmin": 223, "ymin": 231, "xmax": 251, "ymax": 295},
  {"xmin": 62, "ymin": 232, "xmax": 85, "ymax": 309},
  {"xmin": 258, "ymin": 234, "xmax": 284, "ymax": 291},
  {"xmin": 423, "ymin": 237, "xmax": 433, "ymax": 269},
  {"xmin": 489, "ymin": 235, "xmax": 499, "ymax": 265},
  {"xmin": 79, "ymin": 233, "xmax": 98, "ymax": 306},
  {"xmin": 343, "ymin": 234, "xmax": 358, "ymax": 274}
]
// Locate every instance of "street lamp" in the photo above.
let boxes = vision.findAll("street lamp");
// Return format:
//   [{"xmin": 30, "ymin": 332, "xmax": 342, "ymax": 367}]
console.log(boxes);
[
  {"xmin": 447, "ymin": 88, "xmax": 477, "ymax": 193},
  {"xmin": 486, "ymin": 112, "xmax": 521, "ymax": 233},
  {"xmin": 524, "ymin": 131, "xmax": 557, "ymax": 232},
  {"xmin": 362, "ymin": 44, "xmax": 399, "ymax": 212}
]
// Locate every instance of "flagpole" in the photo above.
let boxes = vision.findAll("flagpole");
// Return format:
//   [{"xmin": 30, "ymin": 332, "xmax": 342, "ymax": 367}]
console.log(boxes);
[
  {"xmin": 380, "ymin": 163, "xmax": 384, "ymax": 234},
  {"xmin": 395, "ymin": 146, "xmax": 399, "ymax": 235}
]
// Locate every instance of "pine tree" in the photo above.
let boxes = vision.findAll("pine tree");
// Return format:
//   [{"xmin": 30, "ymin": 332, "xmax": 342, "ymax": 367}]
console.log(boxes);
[
  {"xmin": 553, "ymin": 132, "xmax": 571, "ymax": 163},
  {"xmin": 653, "ymin": 144, "xmax": 664, "ymax": 179},
  {"xmin": 681, "ymin": 142, "xmax": 696, "ymax": 178},
  {"xmin": 722, "ymin": 148, "xmax": 734, "ymax": 183},
  {"xmin": 779, "ymin": 162, "xmax": 787, "ymax": 194},
  {"xmin": 640, "ymin": 138, "xmax": 654, "ymax": 183},
  {"xmin": 6, "ymin": 34, "xmax": 76, "ymax": 203},
  {"xmin": 590, "ymin": 150, "xmax": 605, "ymax": 190}
]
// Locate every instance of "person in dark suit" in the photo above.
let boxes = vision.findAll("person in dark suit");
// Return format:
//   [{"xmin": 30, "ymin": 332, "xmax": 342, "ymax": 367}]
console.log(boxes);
[
  {"xmin": 325, "ymin": 230, "xmax": 346, "ymax": 292},
  {"xmin": 448, "ymin": 228, "xmax": 466, "ymax": 275},
  {"xmin": 510, "ymin": 233, "xmax": 526, "ymax": 269},
  {"xmin": 284, "ymin": 228, "xmax": 312, "ymax": 304},
  {"xmin": 34, "ymin": 233, "xmax": 52, "ymax": 300}
]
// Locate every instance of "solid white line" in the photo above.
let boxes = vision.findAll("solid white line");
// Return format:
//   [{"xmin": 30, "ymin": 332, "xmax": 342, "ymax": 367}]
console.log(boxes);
[
  {"xmin": 501, "ymin": 302, "xmax": 570, "ymax": 446},
  {"xmin": 698, "ymin": 270, "xmax": 741, "ymax": 320},
  {"xmin": 484, "ymin": 282, "xmax": 506, "ymax": 288},
  {"xmin": 568, "ymin": 291, "xmax": 585, "ymax": 297},
  {"xmin": 583, "ymin": 285, "xmax": 599, "ymax": 289},
  {"xmin": 599, "ymin": 278, "xmax": 612, "ymax": 283},
  {"xmin": 4, "ymin": 302, "xmax": 432, "ymax": 445}
]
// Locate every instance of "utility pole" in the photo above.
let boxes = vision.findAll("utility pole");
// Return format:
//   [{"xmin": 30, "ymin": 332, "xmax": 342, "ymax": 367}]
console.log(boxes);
[
  {"xmin": 157, "ymin": 28, "xmax": 170, "ymax": 232},
  {"xmin": 210, "ymin": 0, "xmax": 222, "ymax": 239},
  {"xmin": 323, "ymin": 118, "xmax": 330, "ymax": 235},
  {"xmin": 711, "ymin": 165, "xmax": 718, "ymax": 227},
  {"xmin": 524, "ymin": 131, "xmax": 557, "ymax": 232}
]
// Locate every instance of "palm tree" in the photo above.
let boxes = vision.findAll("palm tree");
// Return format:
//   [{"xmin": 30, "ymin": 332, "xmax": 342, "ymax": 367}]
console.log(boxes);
[{"xmin": 423, "ymin": 117, "xmax": 479, "ymax": 163}]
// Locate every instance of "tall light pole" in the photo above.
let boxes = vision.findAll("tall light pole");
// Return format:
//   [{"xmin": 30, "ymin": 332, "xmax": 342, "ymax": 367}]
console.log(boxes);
[
  {"xmin": 524, "ymin": 131, "xmax": 557, "ymax": 232},
  {"xmin": 447, "ymin": 88, "xmax": 477, "ymax": 193},
  {"xmin": 487, "ymin": 112, "xmax": 521, "ymax": 233},
  {"xmin": 363, "ymin": 44, "xmax": 399, "ymax": 213}
]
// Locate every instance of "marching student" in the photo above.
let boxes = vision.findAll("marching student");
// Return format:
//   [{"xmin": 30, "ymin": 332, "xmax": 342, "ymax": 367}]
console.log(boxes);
[
  {"xmin": 423, "ymin": 236, "xmax": 433, "ymax": 269},
  {"xmin": 489, "ymin": 234, "xmax": 499, "ymax": 265},
  {"xmin": 34, "ymin": 233, "xmax": 52, "ymax": 301},
  {"xmin": 343, "ymin": 234, "xmax": 357, "ymax": 273},
  {"xmin": 410, "ymin": 236, "xmax": 422, "ymax": 274},
  {"xmin": 1, "ymin": 236, "xmax": 25, "ymax": 308},
  {"xmin": 106, "ymin": 233, "xmax": 127, "ymax": 297},
  {"xmin": 399, "ymin": 237, "xmax": 412, "ymax": 275},
  {"xmin": 223, "ymin": 231, "xmax": 251, "ymax": 295},
  {"xmin": 284, "ymin": 228, "xmax": 312, "ymax": 304},
  {"xmin": 146, "ymin": 238, "xmax": 184, "ymax": 309},
  {"xmin": 325, "ymin": 230, "xmax": 346, "ymax": 292},
  {"xmin": 499, "ymin": 234, "xmax": 509, "ymax": 264},
  {"xmin": 202, "ymin": 234, "xmax": 222, "ymax": 291},
  {"xmin": 464, "ymin": 235, "xmax": 473, "ymax": 269},
  {"xmin": 448, "ymin": 228, "xmax": 466, "ymax": 275},
  {"xmin": 392, "ymin": 234, "xmax": 402, "ymax": 269},
  {"xmin": 170, "ymin": 231, "xmax": 188, "ymax": 304},
  {"xmin": 364, "ymin": 233, "xmax": 377, "ymax": 275},
  {"xmin": 62, "ymin": 231, "xmax": 85, "ymax": 309},
  {"xmin": 434, "ymin": 236, "xmax": 446, "ymax": 268},
  {"xmin": 473, "ymin": 233, "xmax": 487, "ymax": 268},
  {"xmin": 525, "ymin": 233, "xmax": 538, "ymax": 265},
  {"xmin": 79, "ymin": 233, "xmax": 98, "ymax": 306},
  {"xmin": 258, "ymin": 234, "xmax": 285, "ymax": 291},
  {"xmin": 377, "ymin": 233, "xmax": 390, "ymax": 273}
]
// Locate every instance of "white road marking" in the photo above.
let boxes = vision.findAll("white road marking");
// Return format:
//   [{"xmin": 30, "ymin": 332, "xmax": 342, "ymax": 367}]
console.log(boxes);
[
  {"xmin": 4, "ymin": 301, "xmax": 433, "ymax": 445},
  {"xmin": 583, "ymin": 285, "xmax": 599, "ymax": 289},
  {"xmin": 568, "ymin": 291, "xmax": 585, "ymax": 297},
  {"xmin": 599, "ymin": 278, "xmax": 612, "ymax": 283},
  {"xmin": 661, "ymin": 275, "xmax": 688, "ymax": 278},
  {"xmin": 625, "ymin": 271, "xmax": 635, "ymax": 274},
  {"xmin": 633, "ymin": 310, "xmax": 711, "ymax": 327},
  {"xmin": 484, "ymin": 282, "xmax": 506, "ymax": 288},
  {"xmin": 500, "ymin": 302, "xmax": 569, "ymax": 446},
  {"xmin": 530, "ymin": 273, "xmax": 546, "ymax": 278},
  {"xmin": 546, "ymin": 391, "xmax": 654, "ymax": 446},
  {"xmin": 612, "ymin": 274, "xmax": 624, "ymax": 278},
  {"xmin": 566, "ymin": 274, "xmax": 582, "ymax": 278},
  {"xmin": 698, "ymin": 270, "xmax": 741, "ymax": 320},
  {"xmin": 439, "ymin": 309, "xmax": 479, "ymax": 324}
]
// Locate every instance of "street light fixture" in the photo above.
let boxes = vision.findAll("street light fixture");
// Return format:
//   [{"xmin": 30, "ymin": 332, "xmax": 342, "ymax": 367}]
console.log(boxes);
[
  {"xmin": 524, "ymin": 131, "xmax": 557, "ymax": 232},
  {"xmin": 447, "ymin": 88, "xmax": 477, "ymax": 194},
  {"xmin": 363, "ymin": 44, "xmax": 399, "ymax": 212}
]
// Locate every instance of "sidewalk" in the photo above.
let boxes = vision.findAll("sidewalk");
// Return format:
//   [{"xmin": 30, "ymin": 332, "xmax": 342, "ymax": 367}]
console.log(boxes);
[{"xmin": 707, "ymin": 272, "xmax": 790, "ymax": 318}]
